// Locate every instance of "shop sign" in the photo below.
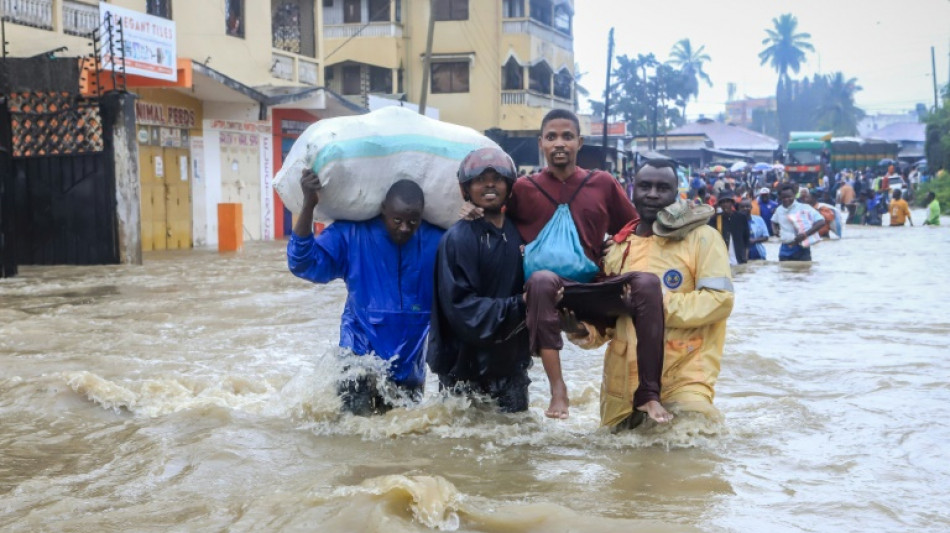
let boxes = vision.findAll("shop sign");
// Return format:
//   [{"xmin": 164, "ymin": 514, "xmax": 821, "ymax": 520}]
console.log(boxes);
[
  {"xmin": 99, "ymin": 2, "xmax": 177, "ymax": 82},
  {"xmin": 136, "ymin": 101, "xmax": 196, "ymax": 129}
]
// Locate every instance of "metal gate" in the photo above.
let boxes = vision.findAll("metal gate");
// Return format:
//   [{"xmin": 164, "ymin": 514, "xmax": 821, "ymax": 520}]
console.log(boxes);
[
  {"xmin": 4, "ymin": 91, "xmax": 118, "ymax": 266},
  {"xmin": 0, "ymin": 98, "xmax": 14, "ymax": 277}
]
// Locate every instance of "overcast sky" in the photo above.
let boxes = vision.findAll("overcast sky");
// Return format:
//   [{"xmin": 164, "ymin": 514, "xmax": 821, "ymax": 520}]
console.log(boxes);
[{"xmin": 573, "ymin": 0, "xmax": 950, "ymax": 120}]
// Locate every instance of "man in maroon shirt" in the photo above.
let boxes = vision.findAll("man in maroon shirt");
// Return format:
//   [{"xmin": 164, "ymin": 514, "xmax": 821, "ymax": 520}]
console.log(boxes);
[{"xmin": 506, "ymin": 109, "xmax": 671, "ymax": 424}]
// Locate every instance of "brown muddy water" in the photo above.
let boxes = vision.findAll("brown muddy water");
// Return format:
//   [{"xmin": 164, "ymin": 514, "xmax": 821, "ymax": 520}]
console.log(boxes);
[{"xmin": 2, "ymin": 212, "xmax": 948, "ymax": 532}]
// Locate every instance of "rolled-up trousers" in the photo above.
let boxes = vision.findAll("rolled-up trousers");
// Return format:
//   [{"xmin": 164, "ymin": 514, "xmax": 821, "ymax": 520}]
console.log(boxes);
[{"xmin": 524, "ymin": 270, "xmax": 665, "ymax": 407}]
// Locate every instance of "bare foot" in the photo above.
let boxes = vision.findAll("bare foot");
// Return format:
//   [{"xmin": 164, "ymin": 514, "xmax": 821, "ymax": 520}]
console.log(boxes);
[
  {"xmin": 544, "ymin": 382, "xmax": 570, "ymax": 419},
  {"xmin": 636, "ymin": 400, "xmax": 673, "ymax": 424}
]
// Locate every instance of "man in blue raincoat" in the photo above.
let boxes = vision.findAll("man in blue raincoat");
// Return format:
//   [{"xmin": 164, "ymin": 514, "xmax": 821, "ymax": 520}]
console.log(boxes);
[{"xmin": 288, "ymin": 170, "xmax": 443, "ymax": 416}]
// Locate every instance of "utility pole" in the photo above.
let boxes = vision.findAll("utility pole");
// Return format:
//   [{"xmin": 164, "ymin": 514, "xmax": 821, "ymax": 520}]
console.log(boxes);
[
  {"xmin": 1, "ymin": 18, "xmax": 8, "ymax": 59},
  {"xmin": 651, "ymin": 81, "xmax": 659, "ymax": 150},
  {"xmin": 601, "ymin": 28, "xmax": 614, "ymax": 171},
  {"xmin": 932, "ymin": 46, "xmax": 939, "ymax": 111},
  {"xmin": 418, "ymin": 0, "xmax": 437, "ymax": 115}
]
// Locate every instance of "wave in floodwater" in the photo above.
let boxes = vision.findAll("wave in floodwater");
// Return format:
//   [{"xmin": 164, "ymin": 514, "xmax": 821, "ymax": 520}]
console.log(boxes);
[
  {"xmin": 232, "ymin": 473, "xmax": 703, "ymax": 533},
  {"xmin": 62, "ymin": 351, "xmax": 727, "ymax": 450}
]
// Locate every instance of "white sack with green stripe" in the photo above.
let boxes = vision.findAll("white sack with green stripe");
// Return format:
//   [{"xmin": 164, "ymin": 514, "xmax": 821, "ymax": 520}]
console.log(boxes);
[{"xmin": 273, "ymin": 106, "xmax": 501, "ymax": 229}]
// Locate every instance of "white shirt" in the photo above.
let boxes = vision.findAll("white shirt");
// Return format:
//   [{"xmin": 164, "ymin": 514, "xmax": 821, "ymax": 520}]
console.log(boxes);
[{"xmin": 772, "ymin": 202, "xmax": 824, "ymax": 244}]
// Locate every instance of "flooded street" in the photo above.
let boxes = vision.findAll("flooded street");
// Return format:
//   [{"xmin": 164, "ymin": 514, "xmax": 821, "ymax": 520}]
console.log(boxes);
[{"xmin": 2, "ymin": 212, "xmax": 948, "ymax": 533}]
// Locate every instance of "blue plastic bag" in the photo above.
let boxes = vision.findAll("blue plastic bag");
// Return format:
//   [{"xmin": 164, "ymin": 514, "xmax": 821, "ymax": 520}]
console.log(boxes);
[{"xmin": 523, "ymin": 204, "xmax": 599, "ymax": 282}]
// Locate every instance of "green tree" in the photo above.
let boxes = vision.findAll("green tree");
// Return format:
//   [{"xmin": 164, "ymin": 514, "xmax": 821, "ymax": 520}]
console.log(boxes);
[
  {"xmin": 667, "ymin": 38, "xmax": 712, "ymax": 120},
  {"xmin": 924, "ymin": 84, "xmax": 950, "ymax": 179},
  {"xmin": 814, "ymin": 72, "xmax": 865, "ymax": 135},
  {"xmin": 591, "ymin": 53, "xmax": 691, "ymax": 143},
  {"xmin": 759, "ymin": 13, "xmax": 815, "ymax": 142},
  {"xmin": 573, "ymin": 62, "xmax": 589, "ymax": 113},
  {"xmin": 920, "ymin": 82, "xmax": 950, "ymax": 211}
]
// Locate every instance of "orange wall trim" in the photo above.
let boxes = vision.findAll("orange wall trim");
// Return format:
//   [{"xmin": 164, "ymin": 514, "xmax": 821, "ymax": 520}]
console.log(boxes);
[{"xmin": 80, "ymin": 58, "xmax": 193, "ymax": 97}]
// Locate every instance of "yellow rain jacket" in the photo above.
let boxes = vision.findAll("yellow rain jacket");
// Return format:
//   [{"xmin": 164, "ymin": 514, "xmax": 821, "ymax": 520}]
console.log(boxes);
[{"xmin": 571, "ymin": 223, "xmax": 734, "ymax": 427}]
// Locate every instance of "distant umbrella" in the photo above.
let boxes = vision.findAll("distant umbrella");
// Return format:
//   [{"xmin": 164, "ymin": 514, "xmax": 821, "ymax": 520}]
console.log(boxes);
[
  {"xmin": 878, "ymin": 158, "xmax": 896, "ymax": 167},
  {"xmin": 752, "ymin": 162, "xmax": 773, "ymax": 172},
  {"xmin": 730, "ymin": 161, "xmax": 748, "ymax": 171},
  {"xmin": 709, "ymin": 165, "xmax": 727, "ymax": 173}
]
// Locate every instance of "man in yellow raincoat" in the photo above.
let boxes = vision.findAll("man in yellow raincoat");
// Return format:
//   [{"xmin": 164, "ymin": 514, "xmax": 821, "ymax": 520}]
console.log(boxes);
[{"xmin": 565, "ymin": 158, "xmax": 734, "ymax": 429}]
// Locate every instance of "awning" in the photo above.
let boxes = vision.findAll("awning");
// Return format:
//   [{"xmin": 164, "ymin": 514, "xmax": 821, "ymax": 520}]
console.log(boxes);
[
  {"xmin": 81, "ymin": 58, "xmax": 366, "ymax": 118},
  {"xmin": 257, "ymin": 85, "xmax": 366, "ymax": 116},
  {"xmin": 702, "ymin": 147, "xmax": 754, "ymax": 162}
]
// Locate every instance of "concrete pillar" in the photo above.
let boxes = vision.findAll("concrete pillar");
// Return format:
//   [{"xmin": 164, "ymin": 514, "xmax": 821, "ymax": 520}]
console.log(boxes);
[{"xmin": 101, "ymin": 92, "xmax": 143, "ymax": 265}]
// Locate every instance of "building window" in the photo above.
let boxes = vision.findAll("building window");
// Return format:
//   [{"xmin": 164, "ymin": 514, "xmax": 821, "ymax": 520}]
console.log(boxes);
[
  {"xmin": 529, "ymin": 62, "xmax": 551, "ymax": 94},
  {"xmin": 323, "ymin": 0, "xmax": 333, "ymax": 6},
  {"xmin": 431, "ymin": 62, "xmax": 469, "ymax": 93},
  {"xmin": 553, "ymin": 5, "xmax": 571, "ymax": 34},
  {"xmin": 503, "ymin": 0, "xmax": 524, "ymax": 18},
  {"xmin": 395, "ymin": 0, "xmax": 402, "ymax": 22},
  {"xmin": 343, "ymin": 0, "xmax": 360, "ymax": 23},
  {"xmin": 433, "ymin": 0, "xmax": 468, "ymax": 21},
  {"xmin": 147, "ymin": 0, "xmax": 173, "ymax": 19},
  {"xmin": 226, "ymin": 0, "xmax": 245, "ymax": 37},
  {"xmin": 369, "ymin": 0, "xmax": 390, "ymax": 22},
  {"xmin": 273, "ymin": 0, "xmax": 316, "ymax": 57},
  {"xmin": 554, "ymin": 68, "xmax": 572, "ymax": 99},
  {"xmin": 369, "ymin": 66, "xmax": 392, "ymax": 93},
  {"xmin": 502, "ymin": 58, "xmax": 522, "ymax": 90},
  {"xmin": 529, "ymin": 0, "xmax": 551, "ymax": 26},
  {"xmin": 342, "ymin": 65, "xmax": 362, "ymax": 94}
]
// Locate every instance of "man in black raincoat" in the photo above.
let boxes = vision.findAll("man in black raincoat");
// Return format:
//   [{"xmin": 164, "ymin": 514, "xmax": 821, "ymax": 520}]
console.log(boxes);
[{"xmin": 427, "ymin": 147, "xmax": 531, "ymax": 412}]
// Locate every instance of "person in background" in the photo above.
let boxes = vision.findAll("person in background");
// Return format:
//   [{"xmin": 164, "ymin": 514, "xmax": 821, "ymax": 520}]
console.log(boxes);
[
  {"xmin": 888, "ymin": 189, "xmax": 913, "ymax": 227},
  {"xmin": 428, "ymin": 147, "xmax": 532, "ymax": 413},
  {"xmin": 863, "ymin": 190, "xmax": 886, "ymax": 226},
  {"xmin": 800, "ymin": 188, "xmax": 843, "ymax": 239},
  {"xmin": 837, "ymin": 178, "xmax": 856, "ymax": 221},
  {"xmin": 708, "ymin": 189, "xmax": 750, "ymax": 265},
  {"xmin": 753, "ymin": 187, "xmax": 779, "ymax": 236},
  {"xmin": 288, "ymin": 171, "xmax": 443, "ymax": 416},
  {"xmin": 739, "ymin": 199, "xmax": 769, "ymax": 260},
  {"xmin": 566, "ymin": 160, "xmax": 733, "ymax": 428},
  {"xmin": 694, "ymin": 186, "xmax": 710, "ymax": 207},
  {"xmin": 923, "ymin": 191, "xmax": 941, "ymax": 226},
  {"xmin": 690, "ymin": 173, "xmax": 705, "ymax": 200},
  {"xmin": 772, "ymin": 185, "xmax": 826, "ymax": 262}
]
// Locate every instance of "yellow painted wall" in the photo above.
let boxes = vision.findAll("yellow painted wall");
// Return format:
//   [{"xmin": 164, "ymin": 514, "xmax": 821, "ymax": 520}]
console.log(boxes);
[
  {"xmin": 174, "ymin": 0, "xmax": 281, "ymax": 87},
  {"xmin": 3, "ymin": 0, "xmax": 101, "ymax": 57},
  {"xmin": 323, "ymin": 37, "xmax": 404, "ymax": 70},
  {"xmin": 2, "ymin": 0, "xmax": 320, "ymax": 88},
  {"xmin": 403, "ymin": 1, "xmax": 501, "ymax": 133}
]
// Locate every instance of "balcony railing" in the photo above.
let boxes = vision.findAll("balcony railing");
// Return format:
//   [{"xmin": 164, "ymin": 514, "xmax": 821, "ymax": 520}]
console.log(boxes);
[
  {"xmin": 0, "ymin": 0, "xmax": 53, "ymax": 30},
  {"xmin": 502, "ymin": 18, "xmax": 572, "ymax": 51},
  {"xmin": 323, "ymin": 22, "xmax": 402, "ymax": 39},
  {"xmin": 63, "ymin": 0, "xmax": 98, "ymax": 37},
  {"xmin": 271, "ymin": 49, "xmax": 320, "ymax": 86},
  {"xmin": 502, "ymin": 90, "xmax": 572, "ymax": 111}
]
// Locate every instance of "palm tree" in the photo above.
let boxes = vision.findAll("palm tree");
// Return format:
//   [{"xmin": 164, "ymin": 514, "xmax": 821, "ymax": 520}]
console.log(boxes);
[
  {"xmin": 759, "ymin": 13, "xmax": 814, "ymax": 141},
  {"xmin": 815, "ymin": 72, "xmax": 865, "ymax": 135},
  {"xmin": 573, "ymin": 62, "xmax": 589, "ymax": 113},
  {"xmin": 667, "ymin": 38, "xmax": 712, "ymax": 120}
]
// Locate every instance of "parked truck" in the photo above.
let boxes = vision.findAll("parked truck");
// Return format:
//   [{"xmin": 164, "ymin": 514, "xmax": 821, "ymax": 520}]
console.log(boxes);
[{"xmin": 785, "ymin": 131, "xmax": 899, "ymax": 186}]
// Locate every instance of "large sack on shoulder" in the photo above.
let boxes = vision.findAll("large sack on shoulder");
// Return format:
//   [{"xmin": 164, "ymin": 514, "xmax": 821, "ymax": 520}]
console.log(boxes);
[{"xmin": 273, "ymin": 106, "xmax": 500, "ymax": 229}]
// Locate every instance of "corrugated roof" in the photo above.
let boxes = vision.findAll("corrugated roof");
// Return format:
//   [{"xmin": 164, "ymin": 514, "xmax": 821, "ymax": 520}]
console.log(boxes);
[
  {"xmin": 866, "ymin": 122, "xmax": 925, "ymax": 143},
  {"xmin": 668, "ymin": 120, "xmax": 779, "ymax": 151}
]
